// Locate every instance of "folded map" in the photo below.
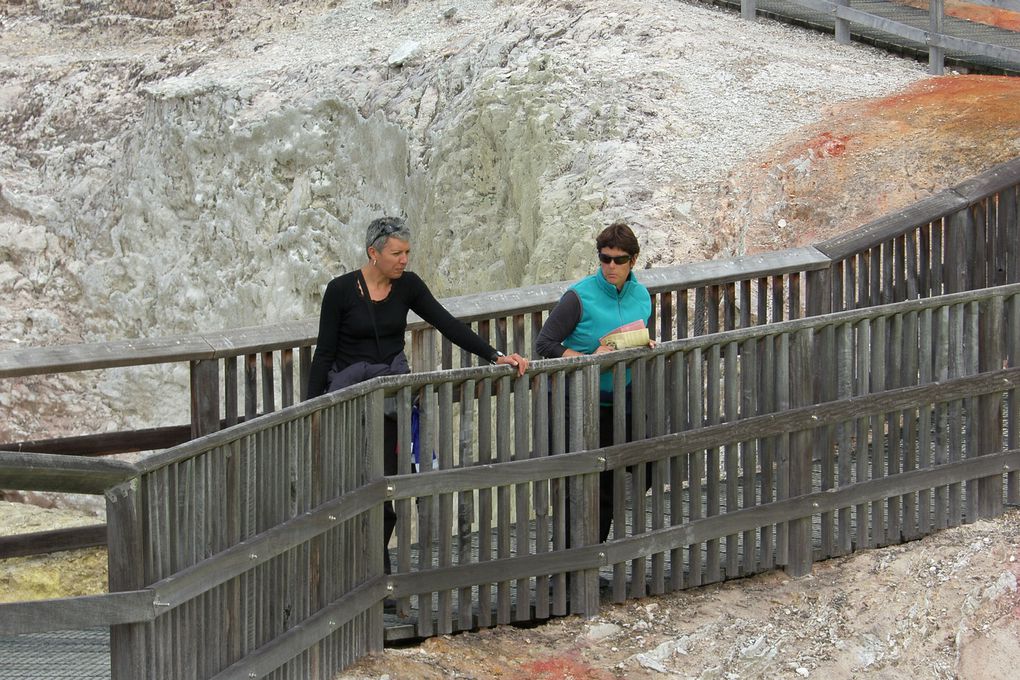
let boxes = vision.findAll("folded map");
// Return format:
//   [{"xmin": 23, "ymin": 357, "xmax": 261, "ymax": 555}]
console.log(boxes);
[{"xmin": 600, "ymin": 320, "xmax": 650, "ymax": 349}]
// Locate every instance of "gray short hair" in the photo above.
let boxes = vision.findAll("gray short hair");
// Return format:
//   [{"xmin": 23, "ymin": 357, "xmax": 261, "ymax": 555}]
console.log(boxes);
[{"xmin": 366, "ymin": 216, "xmax": 411, "ymax": 254}]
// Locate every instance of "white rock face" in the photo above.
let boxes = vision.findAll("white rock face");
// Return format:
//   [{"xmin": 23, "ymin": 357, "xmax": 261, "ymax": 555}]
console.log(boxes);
[{"xmin": 0, "ymin": 0, "xmax": 928, "ymax": 436}]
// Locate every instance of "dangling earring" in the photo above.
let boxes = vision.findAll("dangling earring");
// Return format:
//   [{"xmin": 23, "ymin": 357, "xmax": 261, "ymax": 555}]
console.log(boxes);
[{"xmin": 372, "ymin": 259, "xmax": 378, "ymax": 267}]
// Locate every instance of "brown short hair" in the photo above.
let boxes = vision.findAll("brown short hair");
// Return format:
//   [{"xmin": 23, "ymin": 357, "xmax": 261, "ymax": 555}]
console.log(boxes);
[{"xmin": 596, "ymin": 221, "xmax": 640, "ymax": 257}]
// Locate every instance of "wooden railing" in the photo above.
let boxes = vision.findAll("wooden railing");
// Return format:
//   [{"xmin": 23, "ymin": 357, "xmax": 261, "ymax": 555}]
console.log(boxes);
[
  {"xmin": 3, "ymin": 282, "xmax": 1020, "ymax": 679},
  {"xmin": 5, "ymin": 157, "xmax": 1017, "ymax": 460},
  {"xmin": 724, "ymin": 0, "xmax": 1020, "ymax": 75}
]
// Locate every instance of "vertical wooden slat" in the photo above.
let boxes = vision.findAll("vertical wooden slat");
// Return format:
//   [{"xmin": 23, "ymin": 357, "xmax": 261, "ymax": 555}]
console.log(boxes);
[
  {"xmin": 261, "ymin": 351, "xmax": 276, "ymax": 415},
  {"xmin": 901, "ymin": 311, "xmax": 920, "ymax": 540},
  {"xmin": 1002, "ymin": 187, "xmax": 1019, "ymax": 284},
  {"xmin": 396, "ymin": 386, "xmax": 413, "ymax": 616},
  {"xmin": 417, "ymin": 384, "xmax": 436, "ymax": 638},
  {"xmin": 649, "ymin": 353, "xmax": 667, "ymax": 595},
  {"xmin": 368, "ymin": 390, "xmax": 386, "ymax": 652},
  {"xmin": 707, "ymin": 285, "xmax": 721, "ymax": 335},
  {"xmin": 437, "ymin": 381, "xmax": 454, "ymax": 633},
  {"xmin": 688, "ymin": 348, "xmax": 704, "ymax": 585},
  {"xmin": 441, "ymin": 336, "xmax": 453, "ymax": 371},
  {"xmin": 705, "ymin": 344, "xmax": 721, "ymax": 582},
  {"xmin": 771, "ymin": 274, "xmax": 785, "ymax": 324},
  {"xmin": 579, "ymin": 364, "xmax": 601, "ymax": 616},
  {"xmin": 280, "ymin": 348, "xmax": 294, "ymax": 408},
  {"xmin": 905, "ymin": 229, "xmax": 919, "ymax": 300},
  {"xmin": 612, "ymin": 362, "xmax": 627, "ymax": 603},
  {"xmin": 786, "ymin": 328, "xmax": 813, "ymax": 577},
  {"xmin": 739, "ymin": 279, "xmax": 752, "ymax": 328},
  {"xmin": 989, "ymin": 190, "xmax": 1004, "ymax": 286},
  {"xmin": 857, "ymin": 251, "xmax": 869, "ymax": 313},
  {"xmin": 836, "ymin": 322, "xmax": 853, "ymax": 554},
  {"xmin": 694, "ymin": 287, "xmax": 707, "ymax": 337},
  {"xmin": 723, "ymin": 282, "xmax": 736, "ymax": 330},
  {"xmin": 496, "ymin": 374, "xmax": 512, "ymax": 624},
  {"xmin": 869, "ymin": 316, "xmax": 887, "ymax": 546},
  {"xmin": 759, "ymin": 331, "xmax": 775, "ymax": 570},
  {"xmin": 948, "ymin": 303, "xmax": 964, "ymax": 526},
  {"xmin": 108, "ymin": 478, "xmax": 149, "ymax": 680},
  {"xmin": 806, "ymin": 267, "xmax": 831, "ymax": 318},
  {"xmin": 887, "ymin": 314, "xmax": 903, "ymax": 543},
  {"xmin": 1009, "ymin": 294, "xmax": 1020, "ymax": 507},
  {"xmin": 567, "ymin": 368, "xmax": 586, "ymax": 612},
  {"xmin": 723, "ymin": 341, "xmax": 739, "ymax": 579},
  {"xmin": 945, "ymin": 209, "xmax": 970, "ymax": 294},
  {"xmin": 458, "ymin": 375, "xmax": 476, "ymax": 630},
  {"xmin": 919, "ymin": 223, "xmax": 932, "ymax": 299},
  {"xmin": 775, "ymin": 333, "xmax": 790, "ymax": 565},
  {"xmin": 661, "ymin": 291, "xmax": 674, "ymax": 341},
  {"xmin": 669, "ymin": 350, "xmax": 687, "ymax": 591},
  {"xmin": 972, "ymin": 201, "xmax": 988, "ymax": 290},
  {"xmin": 894, "ymin": 234, "xmax": 907, "ymax": 303},
  {"xmin": 918, "ymin": 309, "xmax": 934, "ymax": 536},
  {"xmin": 191, "ymin": 359, "xmax": 220, "ymax": 438},
  {"xmin": 224, "ymin": 356, "xmax": 239, "ymax": 428},
  {"xmin": 245, "ymin": 354, "xmax": 258, "ymax": 422},
  {"xmin": 299, "ymin": 346, "xmax": 312, "ymax": 402},
  {"xmin": 869, "ymin": 246, "xmax": 882, "ymax": 308},
  {"xmin": 831, "ymin": 262, "xmax": 845, "ymax": 313},
  {"xmin": 630, "ymin": 357, "xmax": 648, "ymax": 600},
  {"xmin": 678, "ymin": 289, "xmax": 690, "ymax": 339},
  {"xmin": 977, "ymin": 296, "xmax": 1004, "ymax": 519},
  {"xmin": 932, "ymin": 219, "xmax": 945, "ymax": 296},
  {"xmin": 881, "ymin": 239, "xmax": 895, "ymax": 305},
  {"xmin": 477, "ymin": 375, "xmax": 494, "ymax": 627},
  {"xmin": 934, "ymin": 305, "xmax": 951, "ymax": 529},
  {"xmin": 817, "ymin": 322, "xmax": 836, "ymax": 558},
  {"xmin": 532, "ymin": 371, "xmax": 551, "ymax": 620},
  {"xmin": 740, "ymin": 336, "xmax": 758, "ymax": 573},
  {"xmin": 513, "ymin": 369, "xmax": 531, "ymax": 623},
  {"xmin": 550, "ymin": 370, "xmax": 568, "ymax": 616},
  {"xmin": 843, "ymin": 256, "xmax": 856, "ymax": 311},
  {"xmin": 789, "ymin": 272, "xmax": 801, "ymax": 320}
]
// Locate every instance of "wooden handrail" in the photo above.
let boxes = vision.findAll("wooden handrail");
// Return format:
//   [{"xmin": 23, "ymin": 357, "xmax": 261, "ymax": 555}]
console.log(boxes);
[
  {"xmin": 0, "ymin": 450, "xmax": 137, "ymax": 494},
  {"xmin": 0, "ymin": 247, "xmax": 830, "ymax": 379}
]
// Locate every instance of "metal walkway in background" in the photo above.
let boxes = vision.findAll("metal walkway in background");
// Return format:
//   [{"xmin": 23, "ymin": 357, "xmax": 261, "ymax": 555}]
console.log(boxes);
[
  {"xmin": 0, "ymin": 629, "xmax": 110, "ymax": 680},
  {"xmin": 703, "ymin": 0, "xmax": 1020, "ymax": 74}
]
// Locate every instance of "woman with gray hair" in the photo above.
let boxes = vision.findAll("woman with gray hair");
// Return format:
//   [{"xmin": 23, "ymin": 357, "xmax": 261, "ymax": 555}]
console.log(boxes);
[{"xmin": 306, "ymin": 216, "xmax": 527, "ymax": 573}]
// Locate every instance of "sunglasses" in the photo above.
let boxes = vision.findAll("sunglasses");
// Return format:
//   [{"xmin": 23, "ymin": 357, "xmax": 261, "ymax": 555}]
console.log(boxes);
[{"xmin": 598, "ymin": 252, "xmax": 633, "ymax": 265}]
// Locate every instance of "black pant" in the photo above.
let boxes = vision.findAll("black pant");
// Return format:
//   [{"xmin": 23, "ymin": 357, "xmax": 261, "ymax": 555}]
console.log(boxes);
[
  {"xmin": 383, "ymin": 416, "xmax": 398, "ymax": 574},
  {"xmin": 560, "ymin": 399, "xmax": 648, "ymax": 544}
]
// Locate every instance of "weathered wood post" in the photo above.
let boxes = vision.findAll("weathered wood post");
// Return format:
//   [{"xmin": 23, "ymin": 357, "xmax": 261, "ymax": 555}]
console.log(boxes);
[
  {"xmin": 786, "ymin": 328, "xmax": 815, "ymax": 577},
  {"xmin": 834, "ymin": 0, "xmax": 850, "ymax": 44},
  {"xmin": 365, "ymin": 388, "xmax": 386, "ymax": 653},
  {"xmin": 1009, "ymin": 293, "xmax": 1020, "ymax": 507},
  {"xmin": 566, "ymin": 365, "xmax": 600, "ymax": 616},
  {"xmin": 1003, "ymin": 185, "xmax": 1019, "ymax": 285},
  {"xmin": 579, "ymin": 364, "xmax": 601, "ymax": 616},
  {"xmin": 106, "ymin": 478, "xmax": 149, "ymax": 680},
  {"xmin": 806, "ymin": 267, "xmax": 832, "ymax": 318},
  {"xmin": 741, "ymin": 0, "xmax": 756, "ymax": 21},
  {"xmin": 190, "ymin": 358, "xmax": 220, "ymax": 438},
  {"xmin": 945, "ymin": 207, "xmax": 972, "ymax": 295},
  {"xmin": 977, "ymin": 296, "xmax": 1004, "ymax": 519},
  {"xmin": 929, "ymin": 0, "xmax": 945, "ymax": 75}
]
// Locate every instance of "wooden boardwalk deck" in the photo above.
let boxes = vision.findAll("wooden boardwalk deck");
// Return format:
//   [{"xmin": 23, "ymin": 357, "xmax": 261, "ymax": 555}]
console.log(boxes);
[{"xmin": 705, "ymin": 0, "xmax": 1020, "ymax": 75}]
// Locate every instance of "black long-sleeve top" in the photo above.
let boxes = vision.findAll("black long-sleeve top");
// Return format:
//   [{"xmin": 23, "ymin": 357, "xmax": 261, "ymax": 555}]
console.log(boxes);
[
  {"xmin": 305, "ymin": 270, "xmax": 501, "ymax": 399},
  {"xmin": 534, "ymin": 289, "xmax": 583, "ymax": 358}
]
